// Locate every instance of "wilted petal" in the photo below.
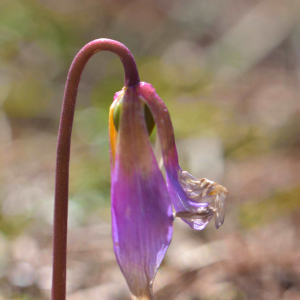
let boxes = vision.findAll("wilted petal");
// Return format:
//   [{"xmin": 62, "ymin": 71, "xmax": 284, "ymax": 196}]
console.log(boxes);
[
  {"xmin": 138, "ymin": 83, "xmax": 228, "ymax": 230},
  {"xmin": 109, "ymin": 86, "xmax": 173, "ymax": 299},
  {"xmin": 173, "ymin": 170, "xmax": 228, "ymax": 229}
]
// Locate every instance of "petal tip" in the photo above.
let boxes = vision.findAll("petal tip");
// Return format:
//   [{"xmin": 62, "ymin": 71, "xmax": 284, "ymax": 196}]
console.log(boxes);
[{"xmin": 173, "ymin": 170, "xmax": 228, "ymax": 230}]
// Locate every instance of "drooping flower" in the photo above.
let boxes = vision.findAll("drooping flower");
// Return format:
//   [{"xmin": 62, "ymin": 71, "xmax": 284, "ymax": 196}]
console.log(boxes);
[{"xmin": 109, "ymin": 82, "xmax": 228, "ymax": 299}]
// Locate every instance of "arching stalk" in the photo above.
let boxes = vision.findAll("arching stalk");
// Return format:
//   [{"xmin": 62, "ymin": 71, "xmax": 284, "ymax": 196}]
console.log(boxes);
[{"xmin": 52, "ymin": 39, "xmax": 139, "ymax": 300}]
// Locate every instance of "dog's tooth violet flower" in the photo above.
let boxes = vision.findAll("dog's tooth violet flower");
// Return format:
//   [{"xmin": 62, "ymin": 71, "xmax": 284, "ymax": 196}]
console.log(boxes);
[
  {"xmin": 109, "ymin": 82, "xmax": 228, "ymax": 298},
  {"xmin": 52, "ymin": 39, "xmax": 228, "ymax": 300}
]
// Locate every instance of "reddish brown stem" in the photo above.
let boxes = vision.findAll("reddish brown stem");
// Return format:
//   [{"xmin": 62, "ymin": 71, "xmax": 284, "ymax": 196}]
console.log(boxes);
[{"xmin": 52, "ymin": 39, "xmax": 139, "ymax": 300}]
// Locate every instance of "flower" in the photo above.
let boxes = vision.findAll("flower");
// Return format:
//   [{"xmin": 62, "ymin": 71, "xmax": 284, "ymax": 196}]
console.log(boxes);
[{"xmin": 109, "ymin": 82, "xmax": 228, "ymax": 299}]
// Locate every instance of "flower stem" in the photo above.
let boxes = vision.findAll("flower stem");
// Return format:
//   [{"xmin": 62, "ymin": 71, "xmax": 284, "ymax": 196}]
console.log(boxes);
[{"xmin": 52, "ymin": 39, "xmax": 140, "ymax": 300}]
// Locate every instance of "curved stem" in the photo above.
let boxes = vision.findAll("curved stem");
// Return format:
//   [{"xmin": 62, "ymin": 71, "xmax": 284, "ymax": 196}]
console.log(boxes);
[{"xmin": 52, "ymin": 39, "xmax": 140, "ymax": 300}]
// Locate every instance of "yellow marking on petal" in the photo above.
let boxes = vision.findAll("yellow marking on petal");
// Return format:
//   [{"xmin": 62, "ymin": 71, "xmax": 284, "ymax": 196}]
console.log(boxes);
[
  {"xmin": 109, "ymin": 102, "xmax": 118, "ymax": 167},
  {"xmin": 109, "ymin": 88, "xmax": 126, "ymax": 167}
]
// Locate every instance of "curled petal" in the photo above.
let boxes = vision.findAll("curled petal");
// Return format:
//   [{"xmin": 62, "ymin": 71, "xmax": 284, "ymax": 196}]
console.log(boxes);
[
  {"xmin": 109, "ymin": 86, "xmax": 173, "ymax": 299},
  {"xmin": 172, "ymin": 170, "xmax": 228, "ymax": 229},
  {"xmin": 138, "ymin": 83, "xmax": 228, "ymax": 230}
]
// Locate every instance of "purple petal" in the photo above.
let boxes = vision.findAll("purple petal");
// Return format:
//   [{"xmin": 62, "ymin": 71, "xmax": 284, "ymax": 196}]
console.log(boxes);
[
  {"xmin": 138, "ymin": 83, "xmax": 228, "ymax": 230},
  {"xmin": 110, "ymin": 86, "xmax": 173, "ymax": 298}
]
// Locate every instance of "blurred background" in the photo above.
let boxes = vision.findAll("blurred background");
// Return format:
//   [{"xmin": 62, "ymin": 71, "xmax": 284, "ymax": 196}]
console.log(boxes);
[{"xmin": 1, "ymin": 0, "xmax": 300, "ymax": 299}]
